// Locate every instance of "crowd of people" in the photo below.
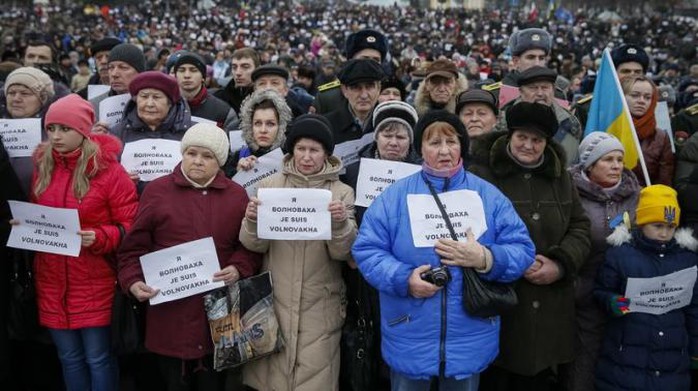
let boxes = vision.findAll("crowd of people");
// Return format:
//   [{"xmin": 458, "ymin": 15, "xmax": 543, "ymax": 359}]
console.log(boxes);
[{"xmin": 1, "ymin": 1, "xmax": 698, "ymax": 391}]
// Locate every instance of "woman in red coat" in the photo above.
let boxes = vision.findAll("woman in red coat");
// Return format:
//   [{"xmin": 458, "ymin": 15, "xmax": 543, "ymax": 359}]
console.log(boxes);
[
  {"xmin": 117, "ymin": 123, "xmax": 261, "ymax": 391},
  {"xmin": 30, "ymin": 94, "xmax": 138, "ymax": 391}
]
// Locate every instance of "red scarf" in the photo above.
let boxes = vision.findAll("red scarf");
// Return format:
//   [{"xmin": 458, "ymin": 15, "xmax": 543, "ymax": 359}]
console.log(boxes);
[
  {"xmin": 187, "ymin": 85, "xmax": 208, "ymax": 108},
  {"xmin": 632, "ymin": 86, "xmax": 658, "ymax": 141}
]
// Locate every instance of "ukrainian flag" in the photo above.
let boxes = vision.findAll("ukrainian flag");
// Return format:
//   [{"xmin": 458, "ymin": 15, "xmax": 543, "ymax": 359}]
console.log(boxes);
[{"xmin": 584, "ymin": 49, "xmax": 646, "ymax": 177}]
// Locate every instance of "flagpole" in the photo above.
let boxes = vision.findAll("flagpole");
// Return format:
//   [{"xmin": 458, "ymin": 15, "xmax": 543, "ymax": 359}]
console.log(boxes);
[{"xmin": 604, "ymin": 49, "xmax": 651, "ymax": 186}]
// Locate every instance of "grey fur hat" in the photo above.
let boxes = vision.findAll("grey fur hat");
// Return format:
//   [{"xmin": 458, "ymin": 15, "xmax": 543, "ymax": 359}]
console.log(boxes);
[
  {"xmin": 238, "ymin": 89, "xmax": 292, "ymax": 152},
  {"xmin": 509, "ymin": 28, "xmax": 552, "ymax": 56}
]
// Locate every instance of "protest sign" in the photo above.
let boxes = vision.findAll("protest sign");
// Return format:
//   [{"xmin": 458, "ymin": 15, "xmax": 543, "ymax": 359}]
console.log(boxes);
[
  {"xmin": 121, "ymin": 139, "xmax": 181, "ymax": 181},
  {"xmin": 0, "ymin": 118, "xmax": 42, "ymax": 158},
  {"xmin": 232, "ymin": 148, "xmax": 284, "ymax": 197},
  {"xmin": 407, "ymin": 190, "xmax": 487, "ymax": 247},
  {"xmin": 354, "ymin": 158, "xmax": 421, "ymax": 207},
  {"xmin": 87, "ymin": 85, "xmax": 110, "ymax": 100},
  {"xmin": 333, "ymin": 133, "xmax": 374, "ymax": 169},
  {"xmin": 139, "ymin": 237, "xmax": 225, "ymax": 305},
  {"xmin": 98, "ymin": 93, "xmax": 131, "ymax": 128},
  {"xmin": 7, "ymin": 201, "xmax": 81, "ymax": 257},
  {"xmin": 625, "ymin": 266, "xmax": 697, "ymax": 315},
  {"xmin": 229, "ymin": 130, "xmax": 245, "ymax": 153},
  {"xmin": 191, "ymin": 116, "xmax": 216, "ymax": 125},
  {"xmin": 655, "ymin": 101, "xmax": 675, "ymax": 153},
  {"xmin": 257, "ymin": 188, "xmax": 332, "ymax": 240}
]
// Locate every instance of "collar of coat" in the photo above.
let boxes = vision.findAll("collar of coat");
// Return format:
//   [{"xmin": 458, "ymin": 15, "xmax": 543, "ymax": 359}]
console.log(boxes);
[
  {"xmin": 469, "ymin": 130, "xmax": 566, "ymax": 179},
  {"xmin": 607, "ymin": 225, "xmax": 698, "ymax": 252},
  {"xmin": 568, "ymin": 164, "xmax": 641, "ymax": 203},
  {"xmin": 171, "ymin": 162, "xmax": 230, "ymax": 190},
  {"xmin": 281, "ymin": 154, "xmax": 343, "ymax": 187},
  {"xmin": 413, "ymin": 73, "xmax": 469, "ymax": 117}
]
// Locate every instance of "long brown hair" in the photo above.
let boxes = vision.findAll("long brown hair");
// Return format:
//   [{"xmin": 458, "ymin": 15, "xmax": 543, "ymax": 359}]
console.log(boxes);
[{"xmin": 34, "ymin": 138, "xmax": 101, "ymax": 200}]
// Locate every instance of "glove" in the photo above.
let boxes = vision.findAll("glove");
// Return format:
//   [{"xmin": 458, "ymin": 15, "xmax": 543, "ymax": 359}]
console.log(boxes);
[
  {"xmin": 610, "ymin": 295, "xmax": 630, "ymax": 317},
  {"xmin": 692, "ymin": 357, "xmax": 698, "ymax": 370}
]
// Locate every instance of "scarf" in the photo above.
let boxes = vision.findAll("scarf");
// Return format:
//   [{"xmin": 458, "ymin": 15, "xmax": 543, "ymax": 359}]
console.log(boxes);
[{"xmin": 187, "ymin": 85, "xmax": 208, "ymax": 108}]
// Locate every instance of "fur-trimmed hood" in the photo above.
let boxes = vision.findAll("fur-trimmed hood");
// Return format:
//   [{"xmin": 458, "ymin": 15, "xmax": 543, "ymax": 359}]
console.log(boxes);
[
  {"xmin": 413, "ymin": 73, "xmax": 469, "ymax": 117},
  {"xmin": 607, "ymin": 225, "xmax": 698, "ymax": 252},
  {"xmin": 238, "ymin": 89, "xmax": 291, "ymax": 153}
]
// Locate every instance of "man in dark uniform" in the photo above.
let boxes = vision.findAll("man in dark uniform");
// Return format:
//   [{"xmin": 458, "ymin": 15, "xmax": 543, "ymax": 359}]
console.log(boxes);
[
  {"xmin": 312, "ymin": 29, "xmax": 388, "ymax": 115},
  {"xmin": 323, "ymin": 59, "xmax": 384, "ymax": 145},
  {"xmin": 251, "ymin": 64, "xmax": 306, "ymax": 118},
  {"xmin": 572, "ymin": 44, "xmax": 650, "ymax": 130},
  {"xmin": 672, "ymin": 88, "xmax": 698, "ymax": 146},
  {"xmin": 76, "ymin": 37, "xmax": 121, "ymax": 99}
]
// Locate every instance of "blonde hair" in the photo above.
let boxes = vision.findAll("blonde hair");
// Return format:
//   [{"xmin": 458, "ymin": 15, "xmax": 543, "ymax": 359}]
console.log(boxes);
[
  {"xmin": 620, "ymin": 75, "xmax": 657, "ymax": 95},
  {"xmin": 34, "ymin": 138, "xmax": 101, "ymax": 200}
]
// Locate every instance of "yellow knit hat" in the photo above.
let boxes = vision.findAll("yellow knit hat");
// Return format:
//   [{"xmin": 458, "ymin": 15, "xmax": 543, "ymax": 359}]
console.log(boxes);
[{"xmin": 636, "ymin": 185, "xmax": 680, "ymax": 226}]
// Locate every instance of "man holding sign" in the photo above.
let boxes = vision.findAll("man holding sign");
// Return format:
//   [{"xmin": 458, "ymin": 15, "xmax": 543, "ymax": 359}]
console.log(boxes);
[
  {"xmin": 117, "ymin": 124, "xmax": 260, "ymax": 389},
  {"xmin": 595, "ymin": 185, "xmax": 698, "ymax": 391}
]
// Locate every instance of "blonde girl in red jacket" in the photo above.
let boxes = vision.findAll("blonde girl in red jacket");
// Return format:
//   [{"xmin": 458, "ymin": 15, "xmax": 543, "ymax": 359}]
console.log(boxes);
[{"xmin": 30, "ymin": 94, "xmax": 138, "ymax": 391}]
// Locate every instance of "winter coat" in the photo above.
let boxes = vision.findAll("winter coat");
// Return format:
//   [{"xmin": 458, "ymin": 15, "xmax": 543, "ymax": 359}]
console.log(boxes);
[
  {"xmin": 351, "ymin": 167, "xmax": 535, "ymax": 380},
  {"xmin": 566, "ymin": 165, "xmax": 641, "ymax": 391},
  {"xmin": 323, "ymin": 99, "xmax": 375, "ymax": 146},
  {"xmin": 633, "ymin": 128, "xmax": 675, "ymax": 187},
  {"xmin": 413, "ymin": 73, "xmax": 469, "ymax": 117},
  {"xmin": 213, "ymin": 80, "xmax": 253, "ymax": 114},
  {"xmin": 117, "ymin": 164, "xmax": 261, "ymax": 359},
  {"xmin": 674, "ymin": 131, "xmax": 698, "ymax": 230},
  {"xmin": 188, "ymin": 88, "xmax": 237, "ymax": 132},
  {"xmin": 240, "ymin": 154, "xmax": 357, "ymax": 391},
  {"xmin": 468, "ymin": 131, "xmax": 591, "ymax": 376},
  {"xmin": 32, "ymin": 133, "xmax": 138, "ymax": 329},
  {"xmin": 594, "ymin": 227, "xmax": 698, "ymax": 391}
]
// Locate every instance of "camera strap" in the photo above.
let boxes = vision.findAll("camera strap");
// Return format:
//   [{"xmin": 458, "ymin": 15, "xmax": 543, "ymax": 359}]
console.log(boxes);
[{"xmin": 425, "ymin": 179, "xmax": 459, "ymax": 242}]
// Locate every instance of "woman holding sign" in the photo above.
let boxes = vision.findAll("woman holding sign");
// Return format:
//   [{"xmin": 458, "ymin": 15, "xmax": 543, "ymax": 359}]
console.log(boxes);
[
  {"xmin": 117, "ymin": 123, "xmax": 261, "ymax": 391},
  {"xmin": 594, "ymin": 185, "xmax": 698, "ymax": 390},
  {"xmin": 30, "ymin": 94, "xmax": 138, "ymax": 391},
  {"xmin": 352, "ymin": 110, "xmax": 535, "ymax": 390},
  {"xmin": 240, "ymin": 114, "xmax": 357, "ymax": 391},
  {"xmin": 227, "ymin": 89, "xmax": 292, "ymax": 177}
]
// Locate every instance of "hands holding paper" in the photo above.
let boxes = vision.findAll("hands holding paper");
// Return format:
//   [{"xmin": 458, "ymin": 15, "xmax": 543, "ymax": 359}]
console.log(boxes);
[
  {"xmin": 436, "ymin": 229, "xmax": 486, "ymax": 269},
  {"xmin": 237, "ymin": 156, "xmax": 258, "ymax": 172},
  {"xmin": 525, "ymin": 254, "xmax": 562, "ymax": 285},
  {"xmin": 129, "ymin": 281, "xmax": 159, "ymax": 302},
  {"xmin": 78, "ymin": 230, "xmax": 96, "ymax": 247},
  {"xmin": 213, "ymin": 265, "xmax": 241, "ymax": 284},
  {"xmin": 245, "ymin": 197, "xmax": 260, "ymax": 220},
  {"xmin": 328, "ymin": 200, "xmax": 347, "ymax": 222}
]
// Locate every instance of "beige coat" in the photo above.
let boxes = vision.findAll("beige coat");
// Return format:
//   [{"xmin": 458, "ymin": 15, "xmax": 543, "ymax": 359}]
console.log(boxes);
[{"xmin": 240, "ymin": 154, "xmax": 357, "ymax": 391}]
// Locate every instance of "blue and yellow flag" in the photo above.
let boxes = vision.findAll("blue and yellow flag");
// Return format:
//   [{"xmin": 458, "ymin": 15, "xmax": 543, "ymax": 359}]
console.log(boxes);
[{"xmin": 584, "ymin": 49, "xmax": 646, "ymax": 178}]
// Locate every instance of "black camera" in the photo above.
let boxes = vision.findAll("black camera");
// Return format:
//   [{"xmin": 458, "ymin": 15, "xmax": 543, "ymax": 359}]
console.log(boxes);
[{"xmin": 420, "ymin": 266, "xmax": 451, "ymax": 287}]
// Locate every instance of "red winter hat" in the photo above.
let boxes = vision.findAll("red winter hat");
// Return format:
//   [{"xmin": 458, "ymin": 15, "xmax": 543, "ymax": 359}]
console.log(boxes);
[
  {"xmin": 44, "ymin": 94, "xmax": 95, "ymax": 138},
  {"xmin": 128, "ymin": 71, "xmax": 181, "ymax": 103}
]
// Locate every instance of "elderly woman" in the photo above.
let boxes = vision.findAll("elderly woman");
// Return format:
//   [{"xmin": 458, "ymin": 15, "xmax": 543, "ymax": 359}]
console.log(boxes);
[
  {"xmin": 622, "ymin": 75, "xmax": 674, "ymax": 186},
  {"xmin": 117, "ymin": 123, "xmax": 261, "ymax": 391},
  {"xmin": 469, "ymin": 102, "xmax": 591, "ymax": 391},
  {"xmin": 240, "ymin": 114, "xmax": 357, "ymax": 390},
  {"xmin": 28, "ymin": 94, "xmax": 138, "ymax": 391},
  {"xmin": 352, "ymin": 110, "xmax": 534, "ymax": 390},
  {"xmin": 456, "ymin": 89, "xmax": 499, "ymax": 142},
  {"xmin": 110, "ymin": 71, "xmax": 194, "ymax": 192},
  {"xmin": 227, "ymin": 89, "xmax": 292, "ymax": 177},
  {"xmin": 2, "ymin": 67, "xmax": 56, "ymax": 195},
  {"xmin": 565, "ymin": 132, "xmax": 641, "ymax": 391}
]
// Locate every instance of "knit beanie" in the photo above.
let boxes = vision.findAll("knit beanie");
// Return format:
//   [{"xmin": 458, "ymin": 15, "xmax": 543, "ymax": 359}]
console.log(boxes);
[
  {"xmin": 180, "ymin": 123, "xmax": 230, "ymax": 167},
  {"xmin": 636, "ymin": 185, "xmax": 680, "ymax": 226},
  {"xmin": 284, "ymin": 114, "xmax": 335, "ymax": 154},
  {"xmin": 506, "ymin": 102, "xmax": 558, "ymax": 139},
  {"xmin": 129, "ymin": 71, "xmax": 181, "ymax": 103},
  {"xmin": 44, "ymin": 94, "xmax": 95, "ymax": 138},
  {"xmin": 108, "ymin": 43, "xmax": 146, "ymax": 73},
  {"xmin": 174, "ymin": 52, "xmax": 206, "ymax": 76},
  {"xmin": 4, "ymin": 67, "xmax": 55, "ymax": 104},
  {"xmin": 372, "ymin": 101, "xmax": 418, "ymax": 142},
  {"xmin": 578, "ymin": 132, "xmax": 625, "ymax": 170},
  {"xmin": 413, "ymin": 110, "xmax": 469, "ymax": 164}
]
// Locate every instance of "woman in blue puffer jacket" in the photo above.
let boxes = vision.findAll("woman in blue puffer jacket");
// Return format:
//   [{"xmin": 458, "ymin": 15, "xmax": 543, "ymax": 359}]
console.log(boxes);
[{"xmin": 352, "ymin": 110, "xmax": 535, "ymax": 390}]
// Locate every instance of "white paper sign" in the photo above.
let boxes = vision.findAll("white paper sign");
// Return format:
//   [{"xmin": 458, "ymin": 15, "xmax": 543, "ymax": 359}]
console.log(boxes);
[
  {"xmin": 257, "ymin": 188, "xmax": 332, "ymax": 240},
  {"xmin": 98, "ymin": 93, "xmax": 130, "ymax": 129},
  {"xmin": 655, "ymin": 101, "xmax": 675, "ymax": 153},
  {"xmin": 354, "ymin": 158, "xmax": 421, "ymax": 207},
  {"xmin": 334, "ymin": 133, "xmax": 374, "ymax": 169},
  {"xmin": 229, "ymin": 130, "xmax": 245, "ymax": 153},
  {"xmin": 406, "ymin": 190, "xmax": 487, "ymax": 247},
  {"xmin": 6, "ymin": 201, "xmax": 82, "ymax": 257},
  {"xmin": 139, "ymin": 237, "xmax": 225, "ymax": 305},
  {"xmin": 232, "ymin": 148, "xmax": 284, "ymax": 197},
  {"xmin": 121, "ymin": 139, "xmax": 181, "ymax": 181},
  {"xmin": 191, "ymin": 116, "xmax": 216, "ymax": 125},
  {"xmin": 87, "ymin": 84, "xmax": 110, "ymax": 100},
  {"xmin": 0, "ymin": 118, "xmax": 42, "ymax": 158},
  {"xmin": 624, "ymin": 266, "xmax": 697, "ymax": 315}
]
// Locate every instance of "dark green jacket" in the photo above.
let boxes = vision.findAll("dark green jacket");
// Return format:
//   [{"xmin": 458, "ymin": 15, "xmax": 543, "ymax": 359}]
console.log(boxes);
[{"xmin": 468, "ymin": 131, "xmax": 591, "ymax": 376}]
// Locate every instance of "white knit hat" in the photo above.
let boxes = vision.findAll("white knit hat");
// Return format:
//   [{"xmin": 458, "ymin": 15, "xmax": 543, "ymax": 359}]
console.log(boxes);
[
  {"xmin": 180, "ymin": 123, "xmax": 230, "ymax": 167},
  {"xmin": 4, "ymin": 67, "xmax": 55, "ymax": 104},
  {"xmin": 578, "ymin": 132, "xmax": 625, "ymax": 170}
]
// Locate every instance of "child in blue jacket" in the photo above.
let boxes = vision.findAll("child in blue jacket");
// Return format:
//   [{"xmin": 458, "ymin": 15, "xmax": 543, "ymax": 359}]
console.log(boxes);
[{"xmin": 595, "ymin": 184, "xmax": 698, "ymax": 390}]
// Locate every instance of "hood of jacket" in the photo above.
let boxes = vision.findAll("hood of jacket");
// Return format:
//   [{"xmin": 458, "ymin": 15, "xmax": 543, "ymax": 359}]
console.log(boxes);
[
  {"xmin": 414, "ymin": 73, "xmax": 469, "ymax": 117},
  {"xmin": 238, "ymin": 89, "xmax": 291, "ymax": 153},
  {"xmin": 569, "ymin": 164, "xmax": 641, "ymax": 203},
  {"xmin": 281, "ymin": 153, "xmax": 343, "ymax": 188},
  {"xmin": 607, "ymin": 226, "xmax": 698, "ymax": 253}
]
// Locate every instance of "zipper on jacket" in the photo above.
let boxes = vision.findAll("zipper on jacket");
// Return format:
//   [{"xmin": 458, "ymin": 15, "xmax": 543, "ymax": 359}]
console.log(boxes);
[
  {"xmin": 387, "ymin": 314, "xmax": 411, "ymax": 327},
  {"xmin": 61, "ymin": 159, "xmax": 72, "ymax": 328},
  {"xmin": 439, "ymin": 287, "xmax": 447, "ymax": 380}
]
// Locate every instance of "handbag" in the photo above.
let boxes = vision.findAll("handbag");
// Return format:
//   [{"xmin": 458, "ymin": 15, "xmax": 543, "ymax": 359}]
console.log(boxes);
[
  {"xmin": 425, "ymin": 179, "xmax": 518, "ymax": 318},
  {"xmin": 107, "ymin": 224, "xmax": 146, "ymax": 355},
  {"xmin": 7, "ymin": 248, "xmax": 40, "ymax": 340}
]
